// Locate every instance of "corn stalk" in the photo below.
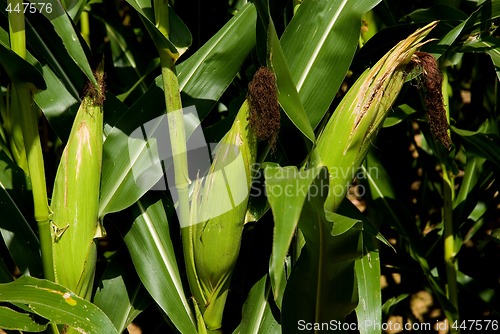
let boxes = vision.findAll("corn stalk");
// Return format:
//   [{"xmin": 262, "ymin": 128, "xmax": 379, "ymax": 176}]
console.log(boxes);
[
  {"xmin": 7, "ymin": 0, "xmax": 53, "ymax": 281},
  {"xmin": 441, "ymin": 69, "xmax": 459, "ymax": 332}
]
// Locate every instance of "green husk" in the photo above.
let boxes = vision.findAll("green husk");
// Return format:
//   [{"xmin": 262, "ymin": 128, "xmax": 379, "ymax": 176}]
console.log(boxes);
[
  {"xmin": 185, "ymin": 101, "xmax": 257, "ymax": 331},
  {"xmin": 50, "ymin": 68, "xmax": 105, "ymax": 301}
]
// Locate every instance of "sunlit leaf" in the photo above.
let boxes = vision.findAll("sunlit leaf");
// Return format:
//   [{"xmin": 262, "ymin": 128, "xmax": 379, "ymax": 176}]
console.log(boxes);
[
  {"xmin": 254, "ymin": 0, "xmax": 315, "ymax": 142},
  {"xmin": 0, "ymin": 276, "xmax": 117, "ymax": 333},
  {"xmin": 355, "ymin": 242, "xmax": 381, "ymax": 334},
  {"xmin": 93, "ymin": 248, "xmax": 151, "ymax": 333},
  {"xmin": 281, "ymin": 0, "xmax": 382, "ymax": 128},
  {"xmin": 264, "ymin": 164, "xmax": 322, "ymax": 305},
  {"xmin": 382, "ymin": 294, "xmax": 409, "ymax": 316},
  {"xmin": 383, "ymin": 104, "xmax": 417, "ymax": 128},
  {"xmin": 233, "ymin": 275, "xmax": 280, "ymax": 334},
  {"xmin": 177, "ymin": 3, "xmax": 256, "ymax": 119},
  {"xmin": 123, "ymin": 194, "xmax": 197, "ymax": 333},
  {"xmin": 41, "ymin": 0, "xmax": 96, "ymax": 85},
  {"xmin": 282, "ymin": 189, "xmax": 363, "ymax": 330},
  {"xmin": 100, "ymin": 103, "xmax": 201, "ymax": 217},
  {"xmin": 0, "ymin": 306, "xmax": 48, "ymax": 331}
]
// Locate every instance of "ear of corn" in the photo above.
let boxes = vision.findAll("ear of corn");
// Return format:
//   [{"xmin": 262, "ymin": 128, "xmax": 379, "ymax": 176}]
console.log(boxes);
[
  {"xmin": 311, "ymin": 21, "xmax": 438, "ymax": 212},
  {"xmin": 186, "ymin": 100, "xmax": 256, "ymax": 331},
  {"xmin": 50, "ymin": 67, "xmax": 105, "ymax": 300}
]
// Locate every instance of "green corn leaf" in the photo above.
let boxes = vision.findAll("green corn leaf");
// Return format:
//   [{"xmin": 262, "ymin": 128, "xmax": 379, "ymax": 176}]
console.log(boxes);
[
  {"xmin": 355, "ymin": 239, "xmax": 381, "ymax": 334},
  {"xmin": 276, "ymin": 23, "xmax": 438, "ymax": 330},
  {"xmin": 0, "ymin": 150, "xmax": 42, "ymax": 278},
  {"xmin": 462, "ymin": 37, "xmax": 500, "ymax": 81},
  {"xmin": 19, "ymin": 11, "xmax": 84, "ymax": 99},
  {"xmin": 177, "ymin": 2, "xmax": 256, "ymax": 120},
  {"xmin": 329, "ymin": 214, "xmax": 369, "ymax": 288},
  {"xmin": 382, "ymin": 104, "xmax": 417, "ymax": 128},
  {"xmin": 99, "ymin": 127, "xmax": 164, "ymax": 217},
  {"xmin": 93, "ymin": 247, "xmax": 151, "ymax": 333},
  {"xmin": 431, "ymin": 9, "xmax": 480, "ymax": 57},
  {"xmin": 61, "ymin": 0, "xmax": 87, "ymax": 21},
  {"xmin": 0, "ymin": 276, "xmax": 117, "ymax": 334},
  {"xmin": 0, "ymin": 43, "xmax": 46, "ymax": 90},
  {"xmin": 282, "ymin": 174, "xmax": 364, "ymax": 331},
  {"xmin": 100, "ymin": 3, "xmax": 256, "ymax": 216},
  {"xmin": 254, "ymin": 0, "xmax": 315, "ymax": 142},
  {"xmin": 452, "ymin": 126, "xmax": 500, "ymax": 165},
  {"xmin": 233, "ymin": 275, "xmax": 281, "ymax": 334},
  {"xmin": 425, "ymin": 0, "xmax": 500, "ymax": 58},
  {"xmin": 456, "ymin": 271, "xmax": 497, "ymax": 306},
  {"xmin": 95, "ymin": 14, "xmax": 151, "ymax": 98},
  {"xmin": 125, "ymin": 0, "xmax": 191, "ymax": 58},
  {"xmin": 99, "ymin": 103, "xmax": 202, "ymax": 217},
  {"xmin": 1, "ymin": 86, "xmax": 29, "ymax": 172},
  {"xmin": 382, "ymin": 294, "xmax": 410, "ymax": 316},
  {"xmin": 39, "ymin": 0, "xmax": 97, "ymax": 86},
  {"xmin": 34, "ymin": 64, "xmax": 80, "ymax": 141},
  {"xmin": 281, "ymin": 0, "xmax": 382, "ymax": 129},
  {"xmin": 0, "ymin": 15, "xmax": 83, "ymax": 142},
  {"xmin": 364, "ymin": 152, "xmax": 458, "ymax": 322},
  {"xmin": 264, "ymin": 163, "xmax": 322, "ymax": 305},
  {"xmin": 123, "ymin": 194, "xmax": 197, "ymax": 334},
  {"xmin": 0, "ymin": 305, "xmax": 48, "ymax": 331}
]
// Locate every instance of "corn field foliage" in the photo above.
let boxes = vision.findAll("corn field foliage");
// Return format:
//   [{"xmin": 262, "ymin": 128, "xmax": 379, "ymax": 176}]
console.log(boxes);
[{"xmin": 0, "ymin": 0, "xmax": 499, "ymax": 333}]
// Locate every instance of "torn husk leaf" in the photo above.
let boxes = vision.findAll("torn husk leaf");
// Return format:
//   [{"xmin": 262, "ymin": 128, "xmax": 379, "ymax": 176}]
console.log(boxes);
[
  {"xmin": 50, "ymin": 67, "xmax": 105, "ymax": 300},
  {"xmin": 311, "ymin": 21, "xmax": 438, "ymax": 212}
]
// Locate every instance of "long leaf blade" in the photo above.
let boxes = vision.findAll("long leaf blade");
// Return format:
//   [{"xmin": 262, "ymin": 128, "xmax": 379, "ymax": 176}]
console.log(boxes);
[
  {"xmin": 281, "ymin": 0, "xmax": 382, "ymax": 128},
  {"xmin": 254, "ymin": 0, "xmax": 314, "ymax": 142},
  {"xmin": 0, "ymin": 151, "xmax": 41, "ymax": 278},
  {"xmin": 93, "ymin": 248, "xmax": 151, "ymax": 333},
  {"xmin": 264, "ymin": 164, "xmax": 321, "ymax": 304},
  {"xmin": 41, "ymin": 0, "xmax": 96, "ymax": 85},
  {"xmin": 177, "ymin": 3, "xmax": 256, "ymax": 120},
  {"xmin": 283, "ymin": 194, "xmax": 364, "ymax": 331},
  {"xmin": 0, "ymin": 306, "xmax": 48, "ymax": 331},
  {"xmin": 233, "ymin": 275, "xmax": 280, "ymax": 334},
  {"xmin": 125, "ymin": 0, "xmax": 191, "ymax": 56},
  {"xmin": 0, "ymin": 276, "xmax": 117, "ymax": 333},
  {"xmin": 355, "ymin": 245, "xmax": 381, "ymax": 334},
  {"xmin": 123, "ymin": 195, "xmax": 197, "ymax": 333}
]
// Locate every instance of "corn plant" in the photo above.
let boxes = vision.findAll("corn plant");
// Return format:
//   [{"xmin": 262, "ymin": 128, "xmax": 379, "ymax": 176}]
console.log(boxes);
[{"xmin": 0, "ymin": 0, "xmax": 499, "ymax": 333}]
